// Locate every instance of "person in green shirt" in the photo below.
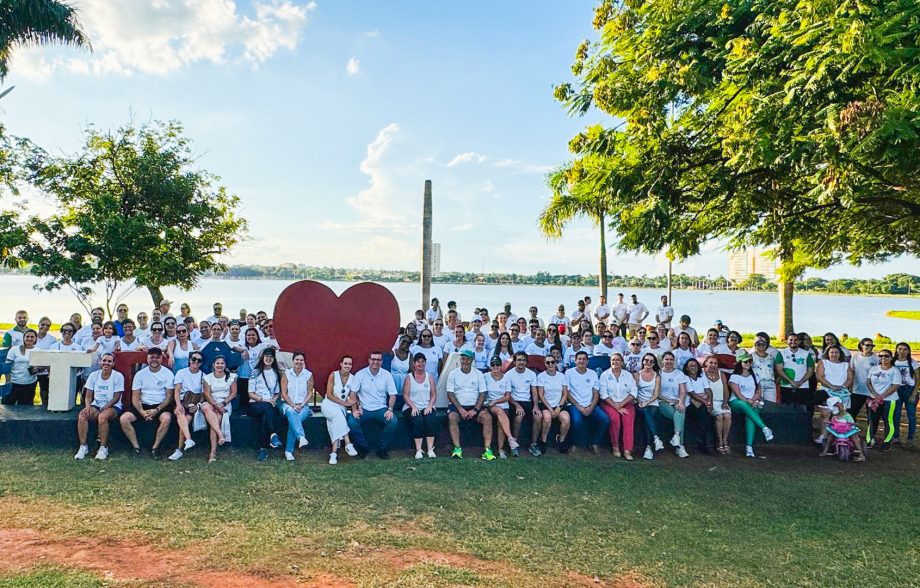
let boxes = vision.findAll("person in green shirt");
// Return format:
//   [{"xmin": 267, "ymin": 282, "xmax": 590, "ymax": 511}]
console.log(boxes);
[{"xmin": 1, "ymin": 310, "xmax": 29, "ymax": 348}]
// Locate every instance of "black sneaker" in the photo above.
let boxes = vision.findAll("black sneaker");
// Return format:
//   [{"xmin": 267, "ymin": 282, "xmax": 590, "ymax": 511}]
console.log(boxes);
[
  {"xmin": 355, "ymin": 446, "xmax": 368, "ymax": 460},
  {"xmin": 376, "ymin": 449, "xmax": 390, "ymax": 460},
  {"xmin": 558, "ymin": 439, "xmax": 571, "ymax": 454},
  {"xmin": 538, "ymin": 440, "xmax": 547, "ymax": 454},
  {"xmin": 882, "ymin": 442, "xmax": 892, "ymax": 451},
  {"xmin": 131, "ymin": 446, "xmax": 142, "ymax": 458},
  {"xmin": 151, "ymin": 447, "xmax": 162, "ymax": 460}
]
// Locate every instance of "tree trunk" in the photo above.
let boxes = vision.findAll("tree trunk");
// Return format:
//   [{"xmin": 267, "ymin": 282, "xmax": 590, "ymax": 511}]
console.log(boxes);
[
  {"xmin": 148, "ymin": 285, "xmax": 164, "ymax": 308},
  {"xmin": 778, "ymin": 279, "xmax": 794, "ymax": 339},
  {"xmin": 598, "ymin": 211, "xmax": 608, "ymax": 300}
]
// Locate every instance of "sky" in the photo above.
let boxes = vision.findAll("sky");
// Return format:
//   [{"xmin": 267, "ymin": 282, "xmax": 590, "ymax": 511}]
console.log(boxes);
[{"xmin": 2, "ymin": 0, "xmax": 916, "ymax": 279}]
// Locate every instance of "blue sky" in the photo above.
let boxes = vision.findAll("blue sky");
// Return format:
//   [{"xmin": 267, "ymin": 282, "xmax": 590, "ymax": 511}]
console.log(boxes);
[{"xmin": 3, "ymin": 0, "xmax": 915, "ymax": 279}]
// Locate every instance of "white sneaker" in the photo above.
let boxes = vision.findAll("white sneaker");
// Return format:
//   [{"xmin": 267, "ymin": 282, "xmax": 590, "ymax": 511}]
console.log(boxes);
[
  {"xmin": 427, "ymin": 448, "xmax": 436, "ymax": 458},
  {"xmin": 670, "ymin": 433, "xmax": 681, "ymax": 447},
  {"xmin": 676, "ymin": 445, "xmax": 689, "ymax": 458},
  {"xmin": 643, "ymin": 446, "xmax": 654, "ymax": 460},
  {"xmin": 183, "ymin": 439, "xmax": 196, "ymax": 451},
  {"xmin": 94, "ymin": 446, "xmax": 109, "ymax": 460},
  {"xmin": 344, "ymin": 443, "xmax": 358, "ymax": 457},
  {"xmin": 653, "ymin": 436, "xmax": 664, "ymax": 451},
  {"xmin": 298, "ymin": 436, "xmax": 309, "ymax": 449},
  {"xmin": 168, "ymin": 449, "xmax": 184, "ymax": 461},
  {"xmin": 284, "ymin": 451, "xmax": 295, "ymax": 461},
  {"xmin": 74, "ymin": 445, "xmax": 89, "ymax": 460},
  {"xmin": 328, "ymin": 452, "xmax": 338, "ymax": 465},
  {"xmin": 415, "ymin": 450, "xmax": 424, "ymax": 460},
  {"xmin": 763, "ymin": 427, "xmax": 774, "ymax": 442},
  {"xmin": 746, "ymin": 446, "xmax": 755, "ymax": 458},
  {"xmin": 508, "ymin": 437, "xmax": 520, "ymax": 450},
  {"xmin": 499, "ymin": 450, "xmax": 508, "ymax": 459}
]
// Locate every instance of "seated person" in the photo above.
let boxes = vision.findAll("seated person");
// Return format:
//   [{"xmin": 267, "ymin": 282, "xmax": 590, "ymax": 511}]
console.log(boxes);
[
  {"xmin": 446, "ymin": 349, "xmax": 493, "ymax": 460},
  {"xmin": 74, "ymin": 353, "xmax": 124, "ymax": 461},
  {"xmin": 346, "ymin": 350, "xmax": 398, "ymax": 459},
  {"xmin": 119, "ymin": 348, "xmax": 176, "ymax": 459}
]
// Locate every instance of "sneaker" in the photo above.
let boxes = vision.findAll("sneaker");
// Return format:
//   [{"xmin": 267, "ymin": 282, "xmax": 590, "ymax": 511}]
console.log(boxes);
[
  {"xmin": 269, "ymin": 434, "xmax": 282, "ymax": 449},
  {"xmin": 814, "ymin": 434, "xmax": 826, "ymax": 445},
  {"xmin": 284, "ymin": 451, "xmax": 295, "ymax": 461},
  {"xmin": 508, "ymin": 437, "xmax": 520, "ymax": 450},
  {"xmin": 298, "ymin": 436, "xmax": 309, "ymax": 449},
  {"xmin": 131, "ymin": 447, "xmax": 142, "ymax": 458},
  {"xmin": 168, "ymin": 449, "xmax": 184, "ymax": 461},
  {"xmin": 643, "ymin": 446, "xmax": 654, "ymax": 460},
  {"xmin": 558, "ymin": 439, "xmax": 571, "ymax": 454},
  {"xmin": 74, "ymin": 445, "xmax": 89, "ymax": 460},
  {"xmin": 763, "ymin": 427, "xmax": 774, "ymax": 442},
  {"xmin": 328, "ymin": 452, "xmax": 338, "ymax": 465},
  {"xmin": 670, "ymin": 433, "xmax": 681, "ymax": 447},
  {"xmin": 344, "ymin": 443, "xmax": 358, "ymax": 457},
  {"xmin": 257, "ymin": 448, "xmax": 269, "ymax": 461},
  {"xmin": 481, "ymin": 448, "xmax": 496, "ymax": 461},
  {"xmin": 654, "ymin": 436, "xmax": 664, "ymax": 451},
  {"xmin": 427, "ymin": 448, "xmax": 436, "ymax": 458},
  {"xmin": 529, "ymin": 443, "xmax": 542, "ymax": 457},
  {"xmin": 376, "ymin": 449, "xmax": 390, "ymax": 460},
  {"xmin": 499, "ymin": 449, "xmax": 508, "ymax": 459},
  {"xmin": 676, "ymin": 445, "xmax": 689, "ymax": 458},
  {"xmin": 589, "ymin": 444, "xmax": 599, "ymax": 455},
  {"xmin": 183, "ymin": 439, "xmax": 196, "ymax": 451},
  {"xmin": 538, "ymin": 440, "xmax": 547, "ymax": 454},
  {"xmin": 355, "ymin": 446, "xmax": 368, "ymax": 460},
  {"xmin": 451, "ymin": 446, "xmax": 463, "ymax": 459},
  {"xmin": 94, "ymin": 446, "xmax": 109, "ymax": 461},
  {"xmin": 882, "ymin": 442, "xmax": 892, "ymax": 451},
  {"xmin": 151, "ymin": 447, "xmax": 161, "ymax": 460},
  {"xmin": 745, "ymin": 446, "xmax": 755, "ymax": 458},
  {"xmin": 510, "ymin": 447, "xmax": 520, "ymax": 457},
  {"xmin": 415, "ymin": 450, "xmax": 424, "ymax": 460}
]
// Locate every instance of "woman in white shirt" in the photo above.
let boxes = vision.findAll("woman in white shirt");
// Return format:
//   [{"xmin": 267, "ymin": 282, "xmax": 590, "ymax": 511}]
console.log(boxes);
[
  {"xmin": 403, "ymin": 353, "xmax": 438, "ymax": 459},
  {"xmin": 168, "ymin": 351, "xmax": 205, "ymax": 461},
  {"xmin": 410, "ymin": 328, "xmax": 444, "ymax": 384},
  {"xmin": 115, "ymin": 319, "xmax": 143, "ymax": 351},
  {"xmin": 892, "ymin": 343, "xmax": 919, "ymax": 444},
  {"xmin": 703, "ymin": 356, "xmax": 732, "ymax": 454},
  {"xmin": 535, "ymin": 354, "xmax": 569, "ymax": 455},
  {"xmin": 814, "ymin": 344, "xmax": 854, "ymax": 445},
  {"xmin": 657, "ymin": 352, "xmax": 690, "ymax": 458},
  {"xmin": 490, "ymin": 332, "xmax": 514, "ymax": 365},
  {"xmin": 321, "ymin": 355, "xmax": 359, "ymax": 465},
  {"xmin": 248, "ymin": 348, "xmax": 283, "ymax": 460},
  {"xmin": 635, "ymin": 353, "xmax": 663, "ymax": 459},
  {"xmin": 32, "ymin": 317, "xmax": 57, "ymax": 406},
  {"xmin": 3, "ymin": 329, "xmax": 38, "ymax": 406},
  {"xmin": 849, "ymin": 338, "xmax": 879, "ymax": 419},
  {"xmin": 484, "ymin": 356, "xmax": 519, "ymax": 458},
  {"xmin": 279, "ymin": 351, "xmax": 314, "ymax": 461},
  {"xmin": 672, "ymin": 332, "xmax": 697, "ymax": 371},
  {"xmin": 166, "ymin": 323, "xmax": 199, "ymax": 373},
  {"xmin": 599, "ymin": 353, "xmax": 637, "ymax": 460},
  {"xmin": 471, "ymin": 333, "xmax": 490, "ymax": 370},
  {"xmin": 683, "ymin": 358, "xmax": 714, "ymax": 454},
  {"xmin": 866, "ymin": 350, "xmax": 903, "ymax": 449},
  {"xmin": 391, "ymin": 336, "xmax": 412, "ymax": 403},
  {"xmin": 728, "ymin": 353, "xmax": 774, "ymax": 458},
  {"xmin": 200, "ymin": 355, "xmax": 238, "ymax": 463}
]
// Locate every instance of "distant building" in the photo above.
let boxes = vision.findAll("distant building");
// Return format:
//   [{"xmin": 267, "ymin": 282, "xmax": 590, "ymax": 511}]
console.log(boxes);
[
  {"xmin": 430, "ymin": 242, "xmax": 442, "ymax": 277},
  {"xmin": 728, "ymin": 247, "xmax": 778, "ymax": 282}
]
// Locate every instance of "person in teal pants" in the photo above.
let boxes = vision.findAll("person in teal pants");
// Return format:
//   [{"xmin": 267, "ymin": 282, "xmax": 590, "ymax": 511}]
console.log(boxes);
[{"xmin": 727, "ymin": 353, "xmax": 775, "ymax": 458}]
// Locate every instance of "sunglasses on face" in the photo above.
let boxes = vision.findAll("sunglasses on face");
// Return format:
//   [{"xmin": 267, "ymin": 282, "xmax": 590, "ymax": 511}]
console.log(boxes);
[
  {"xmin": 190, "ymin": 357, "xmax": 202, "ymax": 363},
  {"xmin": 545, "ymin": 360, "xmax": 556, "ymax": 365},
  {"xmin": 152, "ymin": 328, "xmax": 163, "ymax": 332},
  {"xmin": 62, "ymin": 328, "xmax": 74, "ymax": 333},
  {"xmin": 177, "ymin": 329, "xmax": 187, "ymax": 333}
]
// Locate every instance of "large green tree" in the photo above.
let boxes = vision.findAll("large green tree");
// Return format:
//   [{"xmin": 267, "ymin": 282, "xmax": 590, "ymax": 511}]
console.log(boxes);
[
  {"xmin": 0, "ymin": 0, "xmax": 89, "ymax": 79},
  {"xmin": 554, "ymin": 0, "xmax": 920, "ymax": 337},
  {"xmin": 22, "ymin": 121, "xmax": 248, "ymax": 315}
]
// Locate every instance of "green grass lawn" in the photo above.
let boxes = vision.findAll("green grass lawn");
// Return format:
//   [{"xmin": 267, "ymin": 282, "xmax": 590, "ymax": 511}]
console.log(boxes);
[
  {"xmin": 887, "ymin": 310, "xmax": 920, "ymax": 321},
  {"xmin": 0, "ymin": 447, "xmax": 918, "ymax": 587}
]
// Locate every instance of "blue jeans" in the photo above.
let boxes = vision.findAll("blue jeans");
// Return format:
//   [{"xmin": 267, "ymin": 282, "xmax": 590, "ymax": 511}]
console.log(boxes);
[
  {"xmin": 565, "ymin": 404, "xmax": 610, "ymax": 447},
  {"xmin": 280, "ymin": 402, "xmax": 311, "ymax": 453},
  {"xmin": 347, "ymin": 407, "xmax": 398, "ymax": 451},
  {"xmin": 637, "ymin": 404, "xmax": 659, "ymax": 444},
  {"xmin": 893, "ymin": 385, "xmax": 917, "ymax": 441}
]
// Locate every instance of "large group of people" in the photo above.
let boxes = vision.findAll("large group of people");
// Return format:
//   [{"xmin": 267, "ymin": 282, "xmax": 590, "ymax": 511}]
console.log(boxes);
[{"xmin": 1, "ymin": 293, "xmax": 917, "ymax": 465}]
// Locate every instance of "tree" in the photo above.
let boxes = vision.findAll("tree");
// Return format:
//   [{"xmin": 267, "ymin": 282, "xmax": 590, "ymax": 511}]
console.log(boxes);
[
  {"xmin": 23, "ymin": 120, "xmax": 248, "ymax": 316},
  {"xmin": 0, "ymin": 0, "xmax": 90, "ymax": 79},
  {"xmin": 552, "ymin": 0, "xmax": 920, "ymax": 337}
]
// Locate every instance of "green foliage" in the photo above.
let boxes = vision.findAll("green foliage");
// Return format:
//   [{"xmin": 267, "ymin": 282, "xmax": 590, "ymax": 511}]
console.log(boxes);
[
  {"xmin": 21, "ymin": 121, "xmax": 248, "ymax": 315},
  {"xmin": 0, "ymin": 0, "xmax": 90, "ymax": 79}
]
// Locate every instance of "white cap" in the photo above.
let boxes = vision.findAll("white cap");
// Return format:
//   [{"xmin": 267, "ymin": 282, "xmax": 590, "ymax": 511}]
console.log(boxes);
[{"xmin": 826, "ymin": 396, "xmax": 842, "ymax": 410}]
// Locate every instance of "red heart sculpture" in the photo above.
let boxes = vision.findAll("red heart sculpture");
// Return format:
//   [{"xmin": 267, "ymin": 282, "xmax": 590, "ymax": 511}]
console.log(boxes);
[{"xmin": 273, "ymin": 280, "xmax": 400, "ymax": 395}]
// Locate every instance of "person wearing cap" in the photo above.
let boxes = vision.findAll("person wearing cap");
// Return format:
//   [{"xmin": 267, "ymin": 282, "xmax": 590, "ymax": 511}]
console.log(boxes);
[
  {"xmin": 465, "ymin": 317, "xmax": 486, "ymax": 344},
  {"xmin": 119, "ymin": 348, "xmax": 176, "ymax": 459},
  {"xmin": 205, "ymin": 302, "xmax": 224, "ymax": 325},
  {"xmin": 570, "ymin": 301, "xmax": 587, "ymax": 333},
  {"xmin": 159, "ymin": 299, "xmax": 174, "ymax": 319},
  {"xmin": 426, "ymin": 298, "xmax": 442, "ymax": 324},
  {"xmin": 728, "ymin": 352, "xmax": 775, "ymax": 458},
  {"xmin": 819, "ymin": 396, "xmax": 866, "ymax": 460},
  {"xmin": 347, "ymin": 350, "xmax": 399, "ymax": 459},
  {"xmin": 503, "ymin": 302, "xmax": 518, "ymax": 325},
  {"xmin": 549, "ymin": 304, "xmax": 571, "ymax": 332},
  {"xmin": 626, "ymin": 294, "xmax": 649, "ymax": 338},
  {"xmin": 713, "ymin": 319, "xmax": 730, "ymax": 345},
  {"xmin": 669, "ymin": 315, "xmax": 699, "ymax": 347},
  {"xmin": 445, "ymin": 349, "xmax": 492, "ymax": 459},
  {"xmin": 484, "ymin": 355, "xmax": 519, "ymax": 458}
]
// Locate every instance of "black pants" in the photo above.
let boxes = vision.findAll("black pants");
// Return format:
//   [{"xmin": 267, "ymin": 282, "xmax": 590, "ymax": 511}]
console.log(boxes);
[
  {"xmin": 617, "ymin": 322, "xmax": 627, "ymax": 338},
  {"xmin": 37, "ymin": 375, "xmax": 50, "ymax": 406},
  {"xmin": 409, "ymin": 411, "xmax": 438, "ymax": 439},
  {"xmin": 848, "ymin": 395, "xmax": 869, "ymax": 420},
  {"xmin": 248, "ymin": 401, "xmax": 279, "ymax": 449},
  {"xmin": 687, "ymin": 402, "xmax": 712, "ymax": 448},
  {"xmin": 2, "ymin": 382, "xmax": 36, "ymax": 406}
]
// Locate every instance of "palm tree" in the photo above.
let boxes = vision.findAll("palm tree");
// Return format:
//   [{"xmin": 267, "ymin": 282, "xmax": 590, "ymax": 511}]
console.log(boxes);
[
  {"xmin": 541, "ymin": 165, "xmax": 611, "ymax": 299},
  {"xmin": 0, "ymin": 0, "xmax": 90, "ymax": 79}
]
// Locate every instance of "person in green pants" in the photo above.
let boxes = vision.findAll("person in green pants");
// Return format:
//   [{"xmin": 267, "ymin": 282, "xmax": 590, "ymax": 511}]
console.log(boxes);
[{"xmin": 728, "ymin": 353, "xmax": 775, "ymax": 458}]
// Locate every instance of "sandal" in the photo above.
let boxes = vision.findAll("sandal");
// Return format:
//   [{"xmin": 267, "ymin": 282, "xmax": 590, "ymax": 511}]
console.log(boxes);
[{"xmin": 208, "ymin": 453, "xmax": 217, "ymax": 463}]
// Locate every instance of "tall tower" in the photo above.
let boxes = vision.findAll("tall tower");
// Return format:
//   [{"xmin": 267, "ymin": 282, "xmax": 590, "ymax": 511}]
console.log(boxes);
[{"xmin": 421, "ymin": 180, "xmax": 433, "ymax": 310}]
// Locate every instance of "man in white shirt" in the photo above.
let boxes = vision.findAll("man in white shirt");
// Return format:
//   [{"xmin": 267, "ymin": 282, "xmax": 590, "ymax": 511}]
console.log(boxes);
[
  {"xmin": 426, "ymin": 298, "xmax": 443, "ymax": 324},
  {"xmin": 564, "ymin": 351, "xmax": 610, "ymax": 453},
  {"xmin": 74, "ymin": 353, "xmax": 125, "ymax": 461},
  {"xmin": 524, "ymin": 329, "xmax": 550, "ymax": 357},
  {"xmin": 669, "ymin": 315, "xmax": 699, "ymax": 347},
  {"xmin": 446, "ymin": 301, "xmax": 461, "ymax": 322},
  {"xmin": 612, "ymin": 294, "xmax": 629, "ymax": 338},
  {"xmin": 347, "ymin": 350, "xmax": 398, "ymax": 459},
  {"xmin": 119, "ymin": 348, "xmax": 175, "ymax": 459},
  {"xmin": 655, "ymin": 295, "xmax": 674, "ymax": 329},
  {"xmin": 205, "ymin": 302, "xmax": 224, "ymax": 325},
  {"xmin": 503, "ymin": 302, "xmax": 518, "ymax": 325},
  {"xmin": 583, "ymin": 296, "xmax": 594, "ymax": 324},
  {"xmin": 159, "ymin": 299, "xmax": 175, "ymax": 319},
  {"xmin": 445, "ymin": 349, "xmax": 493, "ymax": 460},
  {"xmin": 509, "ymin": 324, "xmax": 527, "ymax": 354},
  {"xmin": 593, "ymin": 295, "xmax": 610, "ymax": 328},
  {"xmin": 570, "ymin": 301, "xmax": 587, "ymax": 332},
  {"xmin": 626, "ymin": 294, "xmax": 649, "ymax": 338}
]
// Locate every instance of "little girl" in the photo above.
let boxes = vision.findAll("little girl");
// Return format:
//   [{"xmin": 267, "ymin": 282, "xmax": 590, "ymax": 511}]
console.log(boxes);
[{"xmin": 820, "ymin": 397, "xmax": 866, "ymax": 461}]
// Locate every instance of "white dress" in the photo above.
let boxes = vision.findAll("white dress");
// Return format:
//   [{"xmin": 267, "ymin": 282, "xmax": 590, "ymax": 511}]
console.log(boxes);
[{"xmin": 320, "ymin": 371, "xmax": 351, "ymax": 444}]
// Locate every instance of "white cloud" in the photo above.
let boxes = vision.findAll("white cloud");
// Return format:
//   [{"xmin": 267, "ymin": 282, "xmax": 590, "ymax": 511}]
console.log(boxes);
[
  {"xmin": 346, "ymin": 57, "xmax": 360, "ymax": 75},
  {"xmin": 446, "ymin": 151, "xmax": 487, "ymax": 167},
  {"xmin": 493, "ymin": 158, "xmax": 553, "ymax": 174},
  {"xmin": 11, "ymin": 0, "xmax": 316, "ymax": 79},
  {"xmin": 364, "ymin": 29, "xmax": 380, "ymax": 37},
  {"xmin": 451, "ymin": 223, "xmax": 474, "ymax": 232}
]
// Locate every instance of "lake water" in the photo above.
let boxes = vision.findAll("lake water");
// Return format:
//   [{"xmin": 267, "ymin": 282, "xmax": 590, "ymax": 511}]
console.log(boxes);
[{"xmin": 1, "ymin": 275, "xmax": 918, "ymax": 340}]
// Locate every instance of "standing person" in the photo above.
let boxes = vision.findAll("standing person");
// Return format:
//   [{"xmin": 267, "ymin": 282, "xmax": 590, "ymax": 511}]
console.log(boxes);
[
  {"xmin": 55, "ymin": 323, "xmax": 80, "ymax": 352},
  {"xmin": 239, "ymin": 328, "xmax": 264, "ymax": 412},
  {"xmin": 426, "ymin": 298, "xmax": 443, "ymax": 324},
  {"xmin": 484, "ymin": 356, "xmax": 519, "ymax": 458},
  {"xmin": 814, "ymin": 345, "xmax": 854, "ymax": 446},
  {"xmin": 849, "ymin": 338, "xmax": 879, "ymax": 419},
  {"xmin": 205, "ymin": 302, "xmax": 224, "ymax": 325},
  {"xmin": 166, "ymin": 323, "xmax": 199, "ymax": 374},
  {"xmin": 445, "ymin": 349, "xmax": 493, "ymax": 460},
  {"xmin": 199, "ymin": 356, "xmax": 237, "ymax": 462},
  {"xmin": 866, "ymin": 350, "xmax": 902, "ymax": 449},
  {"xmin": 750, "ymin": 338, "xmax": 778, "ymax": 403},
  {"xmin": 431, "ymin": 319, "xmax": 451, "ymax": 350},
  {"xmin": 820, "ymin": 333, "xmax": 851, "ymax": 361},
  {"xmin": 892, "ymin": 343, "xmax": 919, "ymax": 445},
  {"xmin": 775, "ymin": 333, "xmax": 816, "ymax": 409},
  {"xmin": 655, "ymin": 296, "xmax": 674, "ymax": 329},
  {"xmin": 1, "ymin": 310, "xmax": 29, "ymax": 348},
  {"xmin": 626, "ymin": 294, "xmax": 649, "ymax": 337},
  {"xmin": 535, "ymin": 354, "xmax": 569, "ymax": 455},
  {"xmin": 134, "ymin": 312, "xmax": 151, "ymax": 341},
  {"xmin": 446, "ymin": 300, "xmax": 461, "ymax": 322},
  {"xmin": 403, "ymin": 353, "xmax": 438, "ymax": 459},
  {"xmin": 583, "ymin": 296, "xmax": 594, "ymax": 325},
  {"xmin": 115, "ymin": 320, "xmax": 142, "ymax": 351},
  {"xmin": 657, "ymin": 352, "xmax": 690, "ymax": 458},
  {"xmin": 598, "ymin": 353, "xmax": 637, "ymax": 460},
  {"xmin": 178, "ymin": 303, "xmax": 192, "ymax": 319},
  {"xmin": 703, "ymin": 356, "xmax": 732, "ymax": 454},
  {"xmin": 167, "ymin": 351, "xmax": 205, "ymax": 461},
  {"xmin": 248, "ymin": 348, "xmax": 284, "ymax": 461},
  {"xmin": 635, "ymin": 353, "xmax": 664, "ymax": 459},
  {"xmin": 443, "ymin": 325, "xmax": 469, "ymax": 355},
  {"xmin": 348, "ymin": 351, "xmax": 399, "ymax": 459},
  {"xmin": 593, "ymin": 295, "xmax": 610, "ymax": 328},
  {"xmin": 113, "ymin": 304, "xmax": 129, "ymax": 336},
  {"xmin": 506, "ymin": 352, "xmax": 541, "ymax": 456},
  {"xmin": 390, "ymin": 336, "xmax": 412, "ymax": 400},
  {"xmin": 612, "ymin": 294, "xmax": 629, "ymax": 338},
  {"xmin": 683, "ymin": 358, "xmax": 713, "ymax": 454},
  {"xmin": 74, "ymin": 353, "xmax": 124, "ymax": 460},
  {"xmin": 411, "ymin": 328, "xmax": 444, "ymax": 384},
  {"xmin": 279, "ymin": 351, "xmax": 313, "ymax": 461},
  {"xmin": 527, "ymin": 306, "xmax": 544, "ymax": 329},
  {"xmin": 2, "ymin": 329, "xmax": 38, "ymax": 406},
  {"xmin": 321, "ymin": 356, "xmax": 359, "ymax": 465},
  {"xmin": 33, "ymin": 317, "xmax": 57, "ymax": 405},
  {"xmin": 728, "ymin": 353, "xmax": 774, "ymax": 458},
  {"xmin": 669, "ymin": 315, "xmax": 699, "ymax": 347},
  {"xmin": 119, "ymin": 348, "xmax": 175, "ymax": 459},
  {"xmin": 570, "ymin": 301, "xmax": 587, "ymax": 332}
]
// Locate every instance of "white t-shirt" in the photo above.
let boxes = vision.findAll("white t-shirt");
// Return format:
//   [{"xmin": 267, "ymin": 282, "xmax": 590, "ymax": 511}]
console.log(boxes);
[
  {"xmin": 656, "ymin": 305, "xmax": 674, "ymax": 327},
  {"xmin": 173, "ymin": 367, "xmax": 204, "ymax": 400},
  {"xmin": 524, "ymin": 342, "xmax": 550, "ymax": 357},
  {"xmin": 729, "ymin": 373, "xmax": 757, "ymax": 400},
  {"xmin": 658, "ymin": 369, "xmax": 688, "ymax": 403},
  {"xmin": 484, "ymin": 373, "xmax": 510, "ymax": 409},
  {"xmin": 565, "ymin": 368, "xmax": 599, "ymax": 406},
  {"xmin": 55, "ymin": 340, "xmax": 81, "ymax": 352},
  {"xmin": 894, "ymin": 360, "xmax": 916, "ymax": 388},
  {"xmin": 612, "ymin": 303, "xmax": 628, "ymax": 324},
  {"xmin": 850, "ymin": 354, "xmax": 879, "ymax": 396},
  {"xmin": 133, "ymin": 366, "xmax": 175, "ymax": 406},
  {"xmin": 7, "ymin": 346, "xmax": 36, "ymax": 385},
  {"xmin": 35, "ymin": 333, "xmax": 58, "ymax": 350},
  {"xmin": 868, "ymin": 365, "xmax": 902, "ymax": 399},
  {"xmin": 410, "ymin": 344, "xmax": 443, "ymax": 378},
  {"xmin": 598, "ymin": 369, "xmax": 637, "ymax": 403},
  {"xmin": 84, "ymin": 369, "xmax": 125, "ymax": 410},
  {"xmin": 94, "ymin": 335, "xmax": 121, "ymax": 354},
  {"xmin": 443, "ymin": 340, "xmax": 470, "ymax": 355},
  {"xmin": 284, "ymin": 367, "xmax": 313, "ymax": 405},
  {"xmin": 351, "ymin": 367, "xmax": 397, "ymax": 411},
  {"xmin": 627, "ymin": 302, "xmax": 649, "ymax": 323},
  {"xmin": 505, "ymin": 368, "xmax": 537, "ymax": 403},
  {"xmin": 446, "ymin": 367, "xmax": 486, "ymax": 406},
  {"xmin": 593, "ymin": 304, "xmax": 610, "ymax": 322},
  {"xmin": 683, "ymin": 375, "xmax": 707, "ymax": 407},
  {"xmin": 204, "ymin": 372, "xmax": 237, "ymax": 403},
  {"xmin": 536, "ymin": 371, "xmax": 566, "ymax": 408},
  {"xmin": 698, "ymin": 342, "xmax": 731, "ymax": 356},
  {"xmin": 118, "ymin": 337, "xmax": 143, "ymax": 351},
  {"xmin": 593, "ymin": 342, "xmax": 616, "ymax": 357}
]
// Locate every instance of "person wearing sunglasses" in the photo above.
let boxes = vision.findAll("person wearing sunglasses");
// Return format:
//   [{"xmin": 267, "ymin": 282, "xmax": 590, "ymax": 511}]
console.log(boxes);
[
  {"xmin": 74, "ymin": 352, "xmax": 124, "ymax": 461},
  {"xmin": 866, "ymin": 350, "xmax": 903, "ymax": 450},
  {"xmin": 535, "ymin": 354, "xmax": 569, "ymax": 455},
  {"xmin": 623, "ymin": 339, "xmax": 645, "ymax": 374},
  {"xmin": 431, "ymin": 320, "xmax": 451, "ymax": 350},
  {"xmin": 411, "ymin": 328, "xmax": 444, "ymax": 385},
  {"xmin": 848, "ymin": 338, "xmax": 879, "ymax": 420},
  {"xmin": 593, "ymin": 331, "xmax": 618, "ymax": 357},
  {"xmin": 115, "ymin": 319, "xmax": 143, "ymax": 351},
  {"xmin": 728, "ymin": 353, "xmax": 775, "ymax": 458},
  {"xmin": 166, "ymin": 323, "xmax": 200, "ymax": 374},
  {"xmin": 599, "ymin": 353, "xmax": 637, "ymax": 460},
  {"xmin": 141, "ymin": 321, "xmax": 167, "ymax": 351},
  {"xmin": 55, "ymin": 323, "xmax": 80, "ymax": 352},
  {"xmin": 750, "ymin": 337, "xmax": 777, "ymax": 404},
  {"xmin": 347, "ymin": 351, "xmax": 399, "ymax": 460},
  {"xmin": 168, "ymin": 352, "xmax": 205, "ymax": 461}
]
